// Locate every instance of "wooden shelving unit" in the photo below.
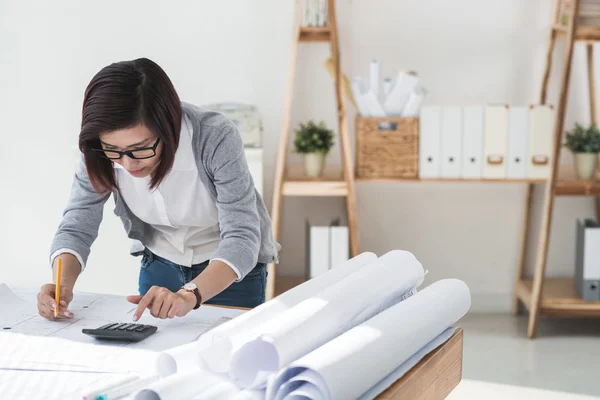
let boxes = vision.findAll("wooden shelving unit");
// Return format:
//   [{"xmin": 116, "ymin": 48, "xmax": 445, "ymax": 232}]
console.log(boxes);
[
  {"xmin": 356, "ymin": 176, "xmax": 547, "ymax": 184},
  {"xmin": 512, "ymin": 0, "xmax": 600, "ymax": 338},
  {"xmin": 273, "ymin": 1, "xmax": 600, "ymax": 333},
  {"xmin": 298, "ymin": 27, "xmax": 331, "ymax": 42},
  {"xmin": 553, "ymin": 24, "xmax": 600, "ymax": 41},
  {"xmin": 555, "ymin": 168, "xmax": 600, "ymax": 195},
  {"xmin": 282, "ymin": 166, "xmax": 348, "ymax": 196},
  {"xmin": 268, "ymin": 0, "xmax": 359, "ymax": 300},
  {"xmin": 516, "ymin": 278, "xmax": 600, "ymax": 318}
]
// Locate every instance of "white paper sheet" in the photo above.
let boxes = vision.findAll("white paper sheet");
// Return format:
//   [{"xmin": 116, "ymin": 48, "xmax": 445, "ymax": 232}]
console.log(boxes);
[
  {"xmin": 0, "ymin": 331, "xmax": 177, "ymax": 377},
  {"xmin": 268, "ymin": 279, "xmax": 471, "ymax": 400},
  {"xmin": 230, "ymin": 250, "xmax": 425, "ymax": 389},
  {"xmin": 0, "ymin": 369, "xmax": 126, "ymax": 400},
  {"xmin": 2, "ymin": 284, "xmax": 244, "ymax": 352},
  {"xmin": 0, "ymin": 283, "xmax": 34, "ymax": 328},
  {"xmin": 197, "ymin": 252, "xmax": 378, "ymax": 373}
]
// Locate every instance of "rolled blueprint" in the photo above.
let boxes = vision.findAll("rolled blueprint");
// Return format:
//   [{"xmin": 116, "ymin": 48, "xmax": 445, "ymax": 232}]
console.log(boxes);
[
  {"xmin": 197, "ymin": 252, "xmax": 378, "ymax": 374},
  {"xmin": 164, "ymin": 342, "xmax": 199, "ymax": 372},
  {"xmin": 230, "ymin": 250, "xmax": 425, "ymax": 389},
  {"xmin": 268, "ymin": 279, "xmax": 471, "ymax": 400}
]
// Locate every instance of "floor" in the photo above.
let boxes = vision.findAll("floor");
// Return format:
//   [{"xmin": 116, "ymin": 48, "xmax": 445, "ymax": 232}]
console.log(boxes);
[
  {"xmin": 455, "ymin": 313, "xmax": 600, "ymax": 398},
  {"xmin": 447, "ymin": 379, "xmax": 600, "ymax": 400}
]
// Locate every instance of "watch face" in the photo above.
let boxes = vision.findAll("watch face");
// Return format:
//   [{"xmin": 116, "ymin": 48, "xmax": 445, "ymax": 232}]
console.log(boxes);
[{"xmin": 183, "ymin": 282, "xmax": 197, "ymax": 291}]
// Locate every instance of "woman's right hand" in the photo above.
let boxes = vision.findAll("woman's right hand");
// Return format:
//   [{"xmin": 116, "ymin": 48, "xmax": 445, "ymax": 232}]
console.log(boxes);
[{"xmin": 37, "ymin": 283, "xmax": 74, "ymax": 320}]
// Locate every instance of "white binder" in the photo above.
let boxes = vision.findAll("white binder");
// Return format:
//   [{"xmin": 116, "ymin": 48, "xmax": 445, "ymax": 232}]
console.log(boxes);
[
  {"xmin": 461, "ymin": 106, "xmax": 484, "ymax": 179},
  {"xmin": 419, "ymin": 106, "xmax": 442, "ymax": 178},
  {"xmin": 308, "ymin": 225, "xmax": 329, "ymax": 279},
  {"xmin": 527, "ymin": 104, "xmax": 554, "ymax": 180},
  {"xmin": 440, "ymin": 106, "xmax": 462, "ymax": 178},
  {"xmin": 507, "ymin": 106, "xmax": 529, "ymax": 179},
  {"xmin": 483, "ymin": 105, "xmax": 509, "ymax": 179},
  {"xmin": 330, "ymin": 225, "xmax": 349, "ymax": 268}
]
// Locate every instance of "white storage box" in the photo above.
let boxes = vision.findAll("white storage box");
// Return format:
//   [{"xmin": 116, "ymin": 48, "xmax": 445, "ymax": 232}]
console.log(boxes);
[{"xmin": 201, "ymin": 102, "xmax": 263, "ymax": 148}]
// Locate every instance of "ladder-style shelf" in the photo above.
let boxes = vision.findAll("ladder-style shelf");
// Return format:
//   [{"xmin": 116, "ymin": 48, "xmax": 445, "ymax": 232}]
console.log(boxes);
[
  {"xmin": 268, "ymin": 0, "xmax": 359, "ymax": 300},
  {"xmin": 513, "ymin": 0, "xmax": 600, "ymax": 338}
]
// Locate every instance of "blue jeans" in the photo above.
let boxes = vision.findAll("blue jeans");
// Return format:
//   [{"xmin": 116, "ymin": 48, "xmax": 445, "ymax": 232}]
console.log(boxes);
[{"xmin": 138, "ymin": 249, "xmax": 267, "ymax": 308}]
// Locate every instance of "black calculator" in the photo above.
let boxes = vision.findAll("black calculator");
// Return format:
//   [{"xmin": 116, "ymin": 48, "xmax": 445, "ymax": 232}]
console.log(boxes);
[{"xmin": 82, "ymin": 322, "xmax": 157, "ymax": 342}]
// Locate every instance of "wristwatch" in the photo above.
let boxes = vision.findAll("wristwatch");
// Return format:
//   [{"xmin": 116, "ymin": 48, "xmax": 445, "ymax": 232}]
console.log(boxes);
[{"xmin": 182, "ymin": 282, "xmax": 202, "ymax": 310}]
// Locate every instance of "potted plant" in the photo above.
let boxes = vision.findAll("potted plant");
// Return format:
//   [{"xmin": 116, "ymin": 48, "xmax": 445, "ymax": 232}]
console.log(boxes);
[
  {"xmin": 564, "ymin": 122, "xmax": 600, "ymax": 179},
  {"xmin": 293, "ymin": 120, "xmax": 335, "ymax": 177}
]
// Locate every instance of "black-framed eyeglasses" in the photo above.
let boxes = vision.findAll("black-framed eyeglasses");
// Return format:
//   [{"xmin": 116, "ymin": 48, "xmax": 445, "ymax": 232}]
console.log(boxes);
[{"xmin": 93, "ymin": 138, "xmax": 161, "ymax": 160}]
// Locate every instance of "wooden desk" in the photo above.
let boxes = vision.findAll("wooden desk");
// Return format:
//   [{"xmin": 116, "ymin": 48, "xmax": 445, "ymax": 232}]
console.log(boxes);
[{"xmin": 378, "ymin": 328, "xmax": 463, "ymax": 400}]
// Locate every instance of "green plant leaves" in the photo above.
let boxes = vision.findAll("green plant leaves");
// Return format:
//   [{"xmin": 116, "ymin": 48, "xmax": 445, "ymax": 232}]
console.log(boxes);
[
  {"xmin": 564, "ymin": 122, "xmax": 600, "ymax": 153},
  {"xmin": 293, "ymin": 120, "xmax": 335, "ymax": 154}
]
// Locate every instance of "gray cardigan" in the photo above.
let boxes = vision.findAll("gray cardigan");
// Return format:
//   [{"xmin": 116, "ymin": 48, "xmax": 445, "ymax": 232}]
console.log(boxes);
[{"xmin": 50, "ymin": 102, "xmax": 280, "ymax": 279}]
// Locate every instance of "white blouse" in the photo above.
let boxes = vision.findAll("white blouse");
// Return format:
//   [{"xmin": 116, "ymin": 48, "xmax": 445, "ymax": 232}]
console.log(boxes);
[{"xmin": 112, "ymin": 115, "xmax": 239, "ymax": 278}]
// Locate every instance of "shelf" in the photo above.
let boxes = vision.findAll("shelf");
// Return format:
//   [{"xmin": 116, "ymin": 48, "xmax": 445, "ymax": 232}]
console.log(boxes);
[
  {"xmin": 554, "ymin": 24, "xmax": 600, "ymax": 42},
  {"xmin": 282, "ymin": 163, "xmax": 600, "ymax": 194},
  {"xmin": 356, "ymin": 176, "xmax": 545, "ymax": 183},
  {"xmin": 555, "ymin": 166, "xmax": 600, "ymax": 195},
  {"xmin": 516, "ymin": 278, "xmax": 600, "ymax": 317},
  {"xmin": 282, "ymin": 165, "xmax": 348, "ymax": 196},
  {"xmin": 298, "ymin": 27, "xmax": 331, "ymax": 42}
]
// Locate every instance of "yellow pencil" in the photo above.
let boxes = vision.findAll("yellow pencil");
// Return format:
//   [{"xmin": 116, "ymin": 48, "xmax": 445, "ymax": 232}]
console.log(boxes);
[{"xmin": 55, "ymin": 258, "xmax": 62, "ymax": 317}]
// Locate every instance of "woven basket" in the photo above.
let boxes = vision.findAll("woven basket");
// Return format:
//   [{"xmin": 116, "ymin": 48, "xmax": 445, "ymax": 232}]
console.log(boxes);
[{"xmin": 355, "ymin": 117, "xmax": 419, "ymax": 179}]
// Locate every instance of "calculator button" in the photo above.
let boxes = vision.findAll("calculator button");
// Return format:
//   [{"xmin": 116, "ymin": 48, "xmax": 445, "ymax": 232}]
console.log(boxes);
[
  {"xmin": 98, "ymin": 323, "xmax": 117, "ymax": 330},
  {"xmin": 126, "ymin": 325, "xmax": 138, "ymax": 331},
  {"xmin": 118, "ymin": 324, "xmax": 134, "ymax": 331},
  {"xmin": 109, "ymin": 323, "xmax": 127, "ymax": 331},
  {"xmin": 134, "ymin": 326, "xmax": 146, "ymax": 332}
]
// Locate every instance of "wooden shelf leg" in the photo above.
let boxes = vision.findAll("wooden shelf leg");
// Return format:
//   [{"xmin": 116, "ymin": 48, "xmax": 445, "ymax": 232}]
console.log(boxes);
[
  {"xmin": 540, "ymin": 0, "xmax": 562, "ymax": 105},
  {"xmin": 267, "ymin": 1, "xmax": 302, "ymax": 301},
  {"xmin": 586, "ymin": 43, "xmax": 600, "ymax": 222},
  {"xmin": 587, "ymin": 43, "xmax": 597, "ymax": 126},
  {"xmin": 528, "ymin": 0, "xmax": 579, "ymax": 339},
  {"xmin": 512, "ymin": 183, "xmax": 534, "ymax": 315},
  {"xmin": 328, "ymin": 0, "xmax": 359, "ymax": 256}
]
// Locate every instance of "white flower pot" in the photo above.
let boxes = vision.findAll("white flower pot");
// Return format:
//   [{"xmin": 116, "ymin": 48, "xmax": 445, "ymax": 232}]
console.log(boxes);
[
  {"xmin": 304, "ymin": 152, "xmax": 326, "ymax": 177},
  {"xmin": 573, "ymin": 152, "xmax": 598, "ymax": 180}
]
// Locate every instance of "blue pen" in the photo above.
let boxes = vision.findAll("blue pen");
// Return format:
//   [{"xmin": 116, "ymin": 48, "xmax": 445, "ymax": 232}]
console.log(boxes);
[{"xmin": 81, "ymin": 374, "xmax": 139, "ymax": 400}]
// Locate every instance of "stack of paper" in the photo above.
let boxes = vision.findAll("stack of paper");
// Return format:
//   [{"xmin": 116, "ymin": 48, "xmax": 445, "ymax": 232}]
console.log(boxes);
[{"xmin": 0, "ymin": 331, "xmax": 177, "ymax": 400}]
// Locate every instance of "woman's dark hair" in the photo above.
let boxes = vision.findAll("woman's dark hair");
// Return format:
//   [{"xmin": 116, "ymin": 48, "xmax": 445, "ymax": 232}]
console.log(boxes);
[{"xmin": 79, "ymin": 58, "xmax": 182, "ymax": 192}]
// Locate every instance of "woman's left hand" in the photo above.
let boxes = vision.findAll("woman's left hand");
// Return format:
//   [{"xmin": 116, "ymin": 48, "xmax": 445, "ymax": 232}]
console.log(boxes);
[{"xmin": 127, "ymin": 286, "xmax": 196, "ymax": 321}]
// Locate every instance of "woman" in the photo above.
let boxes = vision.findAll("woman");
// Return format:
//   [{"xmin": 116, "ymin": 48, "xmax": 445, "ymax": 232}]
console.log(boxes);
[{"xmin": 36, "ymin": 58, "xmax": 280, "ymax": 321}]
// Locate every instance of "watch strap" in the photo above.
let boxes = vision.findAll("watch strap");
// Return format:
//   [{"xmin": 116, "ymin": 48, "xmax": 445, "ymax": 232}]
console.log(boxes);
[{"xmin": 192, "ymin": 288, "xmax": 202, "ymax": 310}]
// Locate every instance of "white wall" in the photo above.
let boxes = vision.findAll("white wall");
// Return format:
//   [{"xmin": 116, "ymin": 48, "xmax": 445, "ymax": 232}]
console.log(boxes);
[
  {"xmin": 1, "ymin": 0, "xmax": 596, "ymax": 311},
  {"xmin": 0, "ymin": 0, "xmax": 294, "ymax": 296}
]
